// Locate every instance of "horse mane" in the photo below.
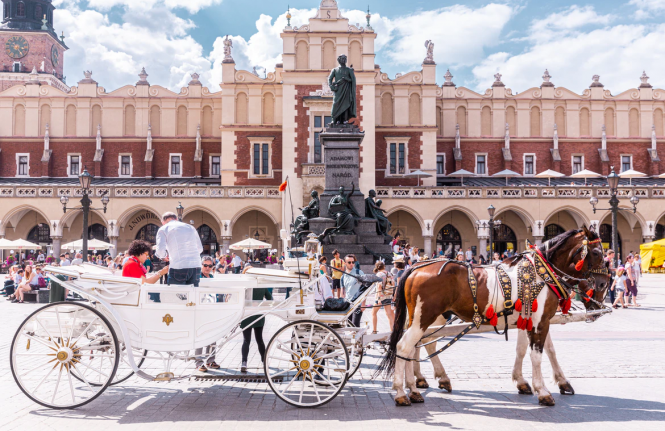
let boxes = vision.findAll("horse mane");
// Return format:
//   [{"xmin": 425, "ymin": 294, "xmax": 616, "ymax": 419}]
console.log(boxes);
[{"xmin": 539, "ymin": 227, "xmax": 600, "ymax": 262}]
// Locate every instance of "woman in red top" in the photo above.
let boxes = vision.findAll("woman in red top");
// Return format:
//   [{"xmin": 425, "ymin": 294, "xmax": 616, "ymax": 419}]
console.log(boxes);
[{"xmin": 122, "ymin": 240, "xmax": 169, "ymax": 283}]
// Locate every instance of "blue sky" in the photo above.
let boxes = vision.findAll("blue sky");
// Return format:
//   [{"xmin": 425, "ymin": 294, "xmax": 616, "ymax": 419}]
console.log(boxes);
[{"xmin": 52, "ymin": 0, "xmax": 665, "ymax": 93}]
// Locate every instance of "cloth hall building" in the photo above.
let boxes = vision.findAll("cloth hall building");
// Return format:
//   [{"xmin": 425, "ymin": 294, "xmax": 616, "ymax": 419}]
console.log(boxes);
[{"xmin": 1, "ymin": 0, "xmax": 665, "ymax": 262}]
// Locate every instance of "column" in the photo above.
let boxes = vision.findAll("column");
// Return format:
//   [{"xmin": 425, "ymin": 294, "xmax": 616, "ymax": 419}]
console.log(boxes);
[
  {"xmin": 478, "ymin": 237, "xmax": 488, "ymax": 260},
  {"xmin": 222, "ymin": 237, "xmax": 231, "ymax": 254},
  {"xmin": 423, "ymin": 236, "xmax": 433, "ymax": 258},
  {"xmin": 109, "ymin": 236, "xmax": 118, "ymax": 258},
  {"xmin": 534, "ymin": 236, "xmax": 544, "ymax": 246},
  {"xmin": 51, "ymin": 237, "xmax": 62, "ymax": 261}
]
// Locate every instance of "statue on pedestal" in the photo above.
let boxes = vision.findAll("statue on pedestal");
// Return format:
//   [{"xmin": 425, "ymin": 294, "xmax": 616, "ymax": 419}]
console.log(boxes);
[
  {"xmin": 301, "ymin": 190, "xmax": 320, "ymax": 219},
  {"xmin": 317, "ymin": 183, "xmax": 360, "ymax": 243},
  {"xmin": 291, "ymin": 190, "xmax": 320, "ymax": 244},
  {"xmin": 365, "ymin": 189, "xmax": 392, "ymax": 242},
  {"xmin": 328, "ymin": 55, "xmax": 357, "ymax": 125}
]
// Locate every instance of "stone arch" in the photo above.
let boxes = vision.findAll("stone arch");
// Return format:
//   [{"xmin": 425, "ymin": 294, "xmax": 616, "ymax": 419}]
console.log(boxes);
[
  {"xmin": 543, "ymin": 206, "xmax": 591, "ymax": 229},
  {"xmin": 555, "ymin": 105, "xmax": 566, "ymax": 136},
  {"xmin": 40, "ymin": 103, "xmax": 51, "ymax": 136},
  {"xmin": 59, "ymin": 207, "xmax": 109, "ymax": 232},
  {"xmin": 0, "ymin": 205, "xmax": 52, "ymax": 236},
  {"xmin": 116, "ymin": 205, "xmax": 162, "ymax": 229},
  {"xmin": 65, "ymin": 104, "xmax": 76, "ymax": 136},
  {"xmin": 385, "ymin": 206, "xmax": 425, "ymax": 231},
  {"xmin": 230, "ymin": 206, "xmax": 279, "ymax": 230},
  {"xmin": 14, "ymin": 104, "xmax": 25, "ymax": 136},
  {"xmin": 182, "ymin": 205, "xmax": 223, "ymax": 236},
  {"xmin": 150, "ymin": 105, "xmax": 161, "ymax": 135},
  {"xmin": 431, "ymin": 207, "xmax": 479, "ymax": 258},
  {"xmin": 230, "ymin": 208, "xmax": 280, "ymax": 259},
  {"xmin": 629, "ymin": 108, "xmax": 640, "ymax": 137},
  {"xmin": 176, "ymin": 105, "xmax": 188, "ymax": 136},
  {"xmin": 481, "ymin": 105, "xmax": 491, "ymax": 136},
  {"xmin": 530, "ymin": 106, "xmax": 541, "ymax": 137},
  {"xmin": 349, "ymin": 40, "xmax": 362, "ymax": 70},
  {"xmin": 506, "ymin": 105, "xmax": 516, "ymax": 136},
  {"xmin": 236, "ymin": 92, "xmax": 248, "ymax": 125},
  {"xmin": 202, "ymin": 105, "xmax": 213, "ymax": 135},
  {"xmin": 124, "ymin": 104, "xmax": 136, "ymax": 136},
  {"xmin": 580, "ymin": 107, "xmax": 590, "ymax": 136},
  {"xmin": 295, "ymin": 40, "xmax": 309, "ymax": 70},
  {"xmin": 322, "ymin": 39, "xmax": 336, "ymax": 70},
  {"xmin": 91, "ymin": 104, "xmax": 102, "ymax": 136},
  {"xmin": 381, "ymin": 92, "xmax": 393, "ymax": 126},
  {"xmin": 494, "ymin": 205, "xmax": 536, "ymax": 230},
  {"xmin": 654, "ymin": 108, "xmax": 664, "ymax": 136},
  {"xmin": 596, "ymin": 207, "xmax": 647, "ymax": 233},
  {"xmin": 604, "ymin": 107, "xmax": 615, "ymax": 136},
  {"xmin": 262, "ymin": 92, "xmax": 275, "ymax": 125},
  {"xmin": 409, "ymin": 93, "xmax": 421, "ymax": 126},
  {"xmin": 433, "ymin": 205, "xmax": 480, "ymax": 227},
  {"xmin": 456, "ymin": 106, "xmax": 467, "ymax": 135}
]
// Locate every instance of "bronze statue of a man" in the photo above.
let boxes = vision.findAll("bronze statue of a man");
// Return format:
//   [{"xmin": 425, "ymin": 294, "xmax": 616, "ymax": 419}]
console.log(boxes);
[{"xmin": 328, "ymin": 54, "xmax": 357, "ymax": 124}]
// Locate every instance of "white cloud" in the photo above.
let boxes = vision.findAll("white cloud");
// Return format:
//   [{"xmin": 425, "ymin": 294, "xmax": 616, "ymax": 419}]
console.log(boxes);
[
  {"xmin": 86, "ymin": 0, "xmax": 223, "ymax": 14},
  {"xmin": 630, "ymin": 0, "xmax": 665, "ymax": 19},
  {"xmin": 528, "ymin": 5, "xmax": 615, "ymax": 43}
]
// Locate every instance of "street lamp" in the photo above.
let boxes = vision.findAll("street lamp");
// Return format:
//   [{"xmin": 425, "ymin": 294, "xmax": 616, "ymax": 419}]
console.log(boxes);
[
  {"xmin": 176, "ymin": 202, "xmax": 184, "ymax": 221},
  {"xmin": 589, "ymin": 166, "xmax": 639, "ymax": 268},
  {"xmin": 476, "ymin": 205, "xmax": 502, "ymax": 260},
  {"xmin": 61, "ymin": 167, "xmax": 109, "ymax": 262}
]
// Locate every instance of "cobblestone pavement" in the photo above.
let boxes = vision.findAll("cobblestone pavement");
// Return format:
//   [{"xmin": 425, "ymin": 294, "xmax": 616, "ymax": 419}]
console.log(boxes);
[{"xmin": 1, "ymin": 275, "xmax": 664, "ymax": 430}]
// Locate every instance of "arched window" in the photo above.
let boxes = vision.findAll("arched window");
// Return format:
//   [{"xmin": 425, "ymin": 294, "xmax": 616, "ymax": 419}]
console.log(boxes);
[
  {"xmin": 202, "ymin": 105, "xmax": 213, "ymax": 135},
  {"xmin": 35, "ymin": 5, "xmax": 42, "ymax": 20},
  {"xmin": 436, "ymin": 224, "xmax": 462, "ymax": 258},
  {"xmin": 295, "ymin": 40, "xmax": 309, "ymax": 70},
  {"xmin": 555, "ymin": 106, "xmax": 566, "ymax": 136},
  {"xmin": 580, "ymin": 107, "xmax": 590, "ymax": 136},
  {"xmin": 381, "ymin": 93, "xmax": 393, "ymax": 126},
  {"xmin": 530, "ymin": 106, "xmax": 541, "ymax": 137},
  {"xmin": 40, "ymin": 104, "xmax": 51, "ymax": 136},
  {"xmin": 4, "ymin": 2, "xmax": 9, "ymax": 19},
  {"xmin": 65, "ymin": 105, "xmax": 76, "ymax": 136},
  {"xmin": 198, "ymin": 224, "xmax": 219, "ymax": 254},
  {"xmin": 629, "ymin": 108, "xmax": 640, "ymax": 137},
  {"xmin": 600, "ymin": 223, "xmax": 622, "ymax": 259},
  {"xmin": 262, "ymin": 93, "xmax": 274, "ymax": 125},
  {"xmin": 494, "ymin": 224, "xmax": 517, "ymax": 255},
  {"xmin": 409, "ymin": 93, "xmax": 421, "ymax": 125},
  {"xmin": 654, "ymin": 108, "xmax": 664, "ymax": 136},
  {"xmin": 349, "ymin": 40, "xmax": 362, "ymax": 70},
  {"xmin": 176, "ymin": 106, "xmax": 187, "ymax": 135},
  {"xmin": 236, "ymin": 93, "xmax": 248, "ymax": 124},
  {"xmin": 506, "ymin": 106, "xmax": 516, "ymax": 136},
  {"xmin": 124, "ymin": 105, "xmax": 135, "ymax": 136},
  {"xmin": 456, "ymin": 106, "xmax": 467, "ymax": 135},
  {"xmin": 150, "ymin": 105, "xmax": 161, "ymax": 135},
  {"xmin": 27, "ymin": 224, "xmax": 52, "ymax": 244},
  {"xmin": 656, "ymin": 223, "xmax": 665, "ymax": 241},
  {"xmin": 481, "ymin": 106, "xmax": 491, "ymax": 136},
  {"xmin": 91, "ymin": 105, "xmax": 102, "ymax": 136},
  {"xmin": 17, "ymin": 2, "xmax": 25, "ymax": 17},
  {"xmin": 135, "ymin": 224, "xmax": 160, "ymax": 244},
  {"xmin": 14, "ymin": 105, "xmax": 25, "ymax": 136},
  {"xmin": 86, "ymin": 223, "xmax": 109, "ymax": 242},
  {"xmin": 604, "ymin": 108, "xmax": 615, "ymax": 136},
  {"xmin": 543, "ymin": 224, "xmax": 565, "ymax": 241},
  {"xmin": 322, "ymin": 40, "xmax": 336, "ymax": 70},
  {"xmin": 436, "ymin": 106, "xmax": 442, "ymax": 136}
]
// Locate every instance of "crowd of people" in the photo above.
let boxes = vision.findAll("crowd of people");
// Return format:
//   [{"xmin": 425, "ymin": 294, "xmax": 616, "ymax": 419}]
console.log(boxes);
[{"xmin": 606, "ymin": 249, "xmax": 642, "ymax": 309}]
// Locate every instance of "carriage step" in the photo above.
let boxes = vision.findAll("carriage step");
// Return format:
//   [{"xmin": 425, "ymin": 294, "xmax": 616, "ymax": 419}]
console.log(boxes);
[{"xmin": 192, "ymin": 374, "xmax": 283, "ymax": 383}]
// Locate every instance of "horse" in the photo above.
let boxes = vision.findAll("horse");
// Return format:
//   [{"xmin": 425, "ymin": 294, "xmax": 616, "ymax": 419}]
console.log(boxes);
[{"xmin": 377, "ymin": 227, "xmax": 609, "ymax": 406}]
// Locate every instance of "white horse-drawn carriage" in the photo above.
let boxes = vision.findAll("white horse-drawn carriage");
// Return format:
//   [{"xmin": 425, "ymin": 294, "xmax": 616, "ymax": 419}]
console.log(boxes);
[{"xmin": 10, "ymin": 254, "xmax": 378, "ymax": 409}]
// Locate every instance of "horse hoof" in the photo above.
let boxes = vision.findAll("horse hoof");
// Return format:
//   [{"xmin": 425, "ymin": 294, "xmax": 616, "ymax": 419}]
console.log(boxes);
[
  {"xmin": 415, "ymin": 378, "xmax": 429, "ymax": 389},
  {"xmin": 559, "ymin": 382, "xmax": 575, "ymax": 395},
  {"xmin": 517, "ymin": 382, "xmax": 533, "ymax": 395},
  {"xmin": 395, "ymin": 395, "xmax": 412, "ymax": 407},
  {"xmin": 409, "ymin": 392, "xmax": 425, "ymax": 403},
  {"xmin": 538, "ymin": 395, "xmax": 556, "ymax": 406},
  {"xmin": 439, "ymin": 381, "xmax": 453, "ymax": 393}
]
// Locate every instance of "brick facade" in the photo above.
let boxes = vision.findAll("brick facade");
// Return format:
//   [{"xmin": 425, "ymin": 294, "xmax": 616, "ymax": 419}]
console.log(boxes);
[
  {"xmin": 0, "ymin": 31, "xmax": 65, "ymax": 91},
  {"xmin": 375, "ymin": 131, "xmax": 423, "ymax": 186},
  {"xmin": 294, "ymin": 85, "xmax": 321, "ymax": 179},
  {"xmin": 234, "ymin": 131, "xmax": 282, "ymax": 185}
]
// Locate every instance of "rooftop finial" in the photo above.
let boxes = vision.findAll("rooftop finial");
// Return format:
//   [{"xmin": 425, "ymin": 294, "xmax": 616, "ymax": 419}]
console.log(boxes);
[
  {"xmin": 286, "ymin": 5, "xmax": 291, "ymax": 26},
  {"xmin": 222, "ymin": 35, "xmax": 234, "ymax": 63},
  {"xmin": 492, "ymin": 72, "xmax": 505, "ymax": 87},
  {"xmin": 424, "ymin": 40, "xmax": 435, "ymax": 64},
  {"xmin": 640, "ymin": 70, "xmax": 652, "ymax": 88},
  {"xmin": 366, "ymin": 5, "xmax": 371, "ymax": 28},
  {"xmin": 443, "ymin": 69, "xmax": 455, "ymax": 86}
]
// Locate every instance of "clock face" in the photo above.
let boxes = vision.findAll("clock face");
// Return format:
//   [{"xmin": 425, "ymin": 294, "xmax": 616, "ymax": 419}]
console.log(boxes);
[
  {"xmin": 51, "ymin": 45, "xmax": 59, "ymax": 67},
  {"xmin": 5, "ymin": 36, "xmax": 29, "ymax": 59}
]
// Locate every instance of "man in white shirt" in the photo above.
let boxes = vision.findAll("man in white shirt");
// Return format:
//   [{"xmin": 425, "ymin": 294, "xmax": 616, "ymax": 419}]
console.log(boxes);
[
  {"xmin": 155, "ymin": 212, "xmax": 204, "ymax": 286},
  {"xmin": 37, "ymin": 252, "xmax": 45, "ymax": 263},
  {"xmin": 465, "ymin": 247, "xmax": 473, "ymax": 262},
  {"xmin": 230, "ymin": 253, "xmax": 242, "ymax": 274},
  {"xmin": 71, "ymin": 253, "xmax": 84, "ymax": 265},
  {"xmin": 60, "ymin": 253, "xmax": 71, "ymax": 266}
]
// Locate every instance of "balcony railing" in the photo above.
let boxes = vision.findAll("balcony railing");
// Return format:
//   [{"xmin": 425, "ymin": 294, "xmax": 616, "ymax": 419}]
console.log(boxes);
[
  {"xmin": 375, "ymin": 186, "xmax": 657, "ymax": 199},
  {"xmin": 0, "ymin": 185, "xmax": 281, "ymax": 199}
]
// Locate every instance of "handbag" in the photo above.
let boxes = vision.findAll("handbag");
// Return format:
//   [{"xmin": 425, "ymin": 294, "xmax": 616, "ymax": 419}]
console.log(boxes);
[
  {"xmin": 323, "ymin": 298, "xmax": 350, "ymax": 312},
  {"xmin": 38, "ymin": 276, "xmax": 47, "ymax": 289}
]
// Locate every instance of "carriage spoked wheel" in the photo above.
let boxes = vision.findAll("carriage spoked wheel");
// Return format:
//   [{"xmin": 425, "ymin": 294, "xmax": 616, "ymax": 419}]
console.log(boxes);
[
  {"xmin": 72, "ymin": 343, "xmax": 147, "ymax": 387},
  {"xmin": 10, "ymin": 302, "xmax": 119, "ymax": 409},
  {"xmin": 265, "ymin": 320, "xmax": 349, "ymax": 408}
]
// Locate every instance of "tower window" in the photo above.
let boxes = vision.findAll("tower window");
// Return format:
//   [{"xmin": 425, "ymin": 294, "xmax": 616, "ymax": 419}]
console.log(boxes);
[
  {"xmin": 17, "ymin": 2, "xmax": 26, "ymax": 17},
  {"xmin": 4, "ymin": 3, "xmax": 9, "ymax": 19},
  {"xmin": 35, "ymin": 5, "xmax": 43, "ymax": 21},
  {"xmin": 13, "ymin": 62, "xmax": 21, "ymax": 73}
]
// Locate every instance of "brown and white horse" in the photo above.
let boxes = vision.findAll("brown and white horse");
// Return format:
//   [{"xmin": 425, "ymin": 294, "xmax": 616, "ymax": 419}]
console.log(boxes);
[{"xmin": 378, "ymin": 227, "xmax": 609, "ymax": 406}]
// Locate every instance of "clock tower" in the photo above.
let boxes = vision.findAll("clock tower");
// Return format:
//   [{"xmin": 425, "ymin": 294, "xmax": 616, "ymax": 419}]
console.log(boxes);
[{"xmin": 0, "ymin": 0, "xmax": 68, "ymax": 91}]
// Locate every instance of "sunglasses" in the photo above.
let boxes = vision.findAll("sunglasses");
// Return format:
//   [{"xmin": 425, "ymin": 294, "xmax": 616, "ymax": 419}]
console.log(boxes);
[
  {"xmin": 345, "ymin": 260, "xmax": 355, "ymax": 264},
  {"xmin": 202, "ymin": 264, "xmax": 214, "ymax": 268}
]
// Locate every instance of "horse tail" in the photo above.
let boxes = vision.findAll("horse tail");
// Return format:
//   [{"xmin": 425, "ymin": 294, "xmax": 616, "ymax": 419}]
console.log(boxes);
[{"xmin": 375, "ymin": 266, "xmax": 415, "ymax": 378}]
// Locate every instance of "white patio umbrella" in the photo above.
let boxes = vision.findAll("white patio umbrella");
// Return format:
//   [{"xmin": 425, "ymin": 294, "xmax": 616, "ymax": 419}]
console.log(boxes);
[
  {"xmin": 0, "ymin": 239, "xmax": 42, "ymax": 264},
  {"xmin": 229, "ymin": 238, "xmax": 272, "ymax": 250},
  {"xmin": 659, "ymin": 172, "xmax": 665, "ymax": 179},
  {"xmin": 403, "ymin": 169, "xmax": 433, "ymax": 187},
  {"xmin": 618, "ymin": 169, "xmax": 647, "ymax": 186},
  {"xmin": 61, "ymin": 238, "xmax": 115, "ymax": 251},
  {"xmin": 492, "ymin": 169, "xmax": 521, "ymax": 186},
  {"xmin": 536, "ymin": 169, "xmax": 565, "ymax": 186},
  {"xmin": 449, "ymin": 169, "xmax": 475, "ymax": 186},
  {"xmin": 571, "ymin": 169, "xmax": 602, "ymax": 185}
]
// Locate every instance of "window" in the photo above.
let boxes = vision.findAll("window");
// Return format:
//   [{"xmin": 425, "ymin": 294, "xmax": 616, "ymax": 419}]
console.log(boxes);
[
  {"xmin": 17, "ymin": 2, "xmax": 25, "ymax": 17},
  {"xmin": 211, "ymin": 156, "xmax": 220, "ymax": 176},
  {"xmin": 68, "ymin": 155, "xmax": 80, "ymax": 177},
  {"xmin": 249, "ymin": 138, "xmax": 274, "ymax": 177},
  {"xmin": 4, "ymin": 3, "xmax": 9, "ymax": 19},
  {"xmin": 312, "ymin": 115, "xmax": 331, "ymax": 163},
  {"xmin": 436, "ymin": 153, "xmax": 446, "ymax": 186},
  {"xmin": 621, "ymin": 155, "xmax": 632, "ymax": 172},
  {"xmin": 170, "ymin": 155, "xmax": 181, "ymax": 176},
  {"xmin": 27, "ymin": 224, "xmax": 52, "ymax": 244},
  {"xmin": 524, "ymin": 154, "xmax": 535, "ymax": 175},
  {"xmin": 119, "ymin": 155, "xmax": 132, "ymax": 176},
  {"xmin": 475, "ymin": 154, "xmax": 487, "ymax": 175},
  {"xmin": 35, "ymin": 5, "xmax": 42, "ymax": 20},
  {"xmin": 13, "ymin": 62, "xmax": 20, "ymax": 73},
  {"xmin": 572, "ymin": 155, "xmax": 583, "ymax": 174},
  {"xmin": 16, "ymin": 154, "xmax": 29, "ymax": 177},
  {"xmin": 388, "ymin": 142, "xmax": 407, "ymax": 175}
]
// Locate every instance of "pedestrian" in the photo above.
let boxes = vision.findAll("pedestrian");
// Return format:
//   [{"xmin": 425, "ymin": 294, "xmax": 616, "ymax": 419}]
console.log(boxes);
[
  {"xmin": 605, "ymin": 249, "xmax": 616, "ymax": 304},
  {"xmin": 195, "ymin": 256, "xmax": 221, "ymax": 372},
  {"xmin": 456, "ymin": 251, "xmax": 465, "ymax": 262},
  {"xmin": 624, "ymin": 254, "xmax": 640, "ymax": 307},
  {"xmin": 371, "ymin": 261, "xmax": 395, "ymax": 333},
  {"xmin": 465, "ymin": 247, "xmax": 473, "ymax": 263},
  {"xmin": 230, "ymin": 252, "xmax": 242, "ymax": 274},
  {"xmin": 122, "ymin": 240, "xmax": 169, "ymax": 284},
  {"xmin": 36, "ymin": 251, "xmax": 45, "ymax": 264},
  {"xmin": 61, "ymin": 253, "xmax": 71, "ymax": 266},
  {"xmin": 492, "ymin": 252, "xmax": 502, "ymax": 264},
  {"xmin": 330, "ymin": 249, "xmax": 344, "ymax": 298},
  {"xmin": 239, "ymin": 286, "xmax": 272, "ymax": 373},
  {"xmin": 610, "ymin": 266, "xmax": 627, "ymax": 309},
  {"xmin": 216, "ymin": 256, "xmax": 228, "ymax": 274},
  {"xmin": 71, "ymin": 253, "xmax": 83, "ymax": 265},
  {"xmin": 479, "ymin": 254, "xmax": 487, "ymax": 265},
  {"xmin": 342, "ymin": 254, "xmax": 365, "ymax": 327},
  {"xmin": 155, "ymin": 211, "xmax": 204, "ymax": 286}
]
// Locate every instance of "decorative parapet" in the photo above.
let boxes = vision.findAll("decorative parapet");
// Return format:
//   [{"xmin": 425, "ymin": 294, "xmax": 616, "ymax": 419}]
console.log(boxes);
[{"xmin": 373, "ymin": 186, "xmax": 654, "ymax": 199}]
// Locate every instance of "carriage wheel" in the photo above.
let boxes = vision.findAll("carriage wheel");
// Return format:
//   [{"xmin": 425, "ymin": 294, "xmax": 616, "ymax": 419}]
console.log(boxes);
[
  {"xmin": 265, "ymin": 320, "xmax": 349, "ymax": 408},
  {"xmin": 10, "ymin": 302, "xmax": 119, "ymax": 409},
  {"xmin": 74, "ymin": 344, "xmax": 147, "ymax": 387},
  {"xmin": 347, "ymin": 346, "xmax": 364, "ymax": 380}
]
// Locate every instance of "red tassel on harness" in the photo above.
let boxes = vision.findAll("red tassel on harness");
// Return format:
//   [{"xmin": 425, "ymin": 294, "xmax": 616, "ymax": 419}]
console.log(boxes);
[
  {"xmin": 527, "ymin": 318, "xmax": 533, "ymax": 331},
  {"xmin": 517, "ymin": 315, "xmax": 524, "ymax": 330},
  {"xmin": 515, "ymin": 299, "xmax": 522, "ymax": 312},
  {"xmin": 575, "ymin": 259, "xmax": 585, "ymax": 271},
  {"xmin": 561, "ymin": 298, "xmax": 572, "ymax": 314},
  {"xmin": 531, "ymin": 299, "xmax": 538, "ymax": 313},
  {"xmin": 584, "ymin": 289, "xmax": 594, "ymax": 302},
  {"xmin": 490, "ymin": 314, "xmax": 498, "ymax": 327},
  {"xmin": 485, "ymin": 304, "xmax": 495, "ymax": 319}
]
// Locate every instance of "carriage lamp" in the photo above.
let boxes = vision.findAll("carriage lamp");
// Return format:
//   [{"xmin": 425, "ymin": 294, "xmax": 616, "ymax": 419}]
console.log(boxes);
[
  {"xmin": 60, "ymin": 195, "xmax": 69, "ymax": 213},
  {"xmin": 176, "ymin": 202, "xmax": 185, "ymax": 221},
  {"xmin": 101, "ymin": 193, "xmax": 110, "ymax": 213},
  {"xmin": 78, "ymin": 168, "xmax": 93, "ymax": 191},
  {"xmin": 607, "ymin": 167, "xmax": 620, "ymax": 192},
  {"xmin": 487, "ymin": 205, "xmax": 496, "ymax": 218}
]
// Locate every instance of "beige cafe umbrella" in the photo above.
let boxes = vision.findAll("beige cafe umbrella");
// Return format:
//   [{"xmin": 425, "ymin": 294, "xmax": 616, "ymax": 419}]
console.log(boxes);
[
  {"xmin": 62, "ymin": 238, "xmax": 115, "ymax": 251},
  {"xmin": 449, "ymin": 169, "xmax": 475, "ymax": 186},
  {"xmin": 571, "ymin": 169, "xmax": 602, "ymax": 186},
  {"xmin": 492, "ymin": 169, "xmax": 521, "ymax": 186},
  {"xmin": 403, "ymin": 169, "xmax": 433, "ymax": 187},
  {"xmin": 535, "ymin": 169, "xmax": 565, "ymax": 186},
  {"xmin": 229, "ymin": 238, "xmax": 272, "ymax": 250},
  {"xmin": 618, "ymin": 169, "xmax": 646, "ymax": 186},
  {"xmin": 0, "ymin": 239, "xmax": 42, "ymax": 264}
]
